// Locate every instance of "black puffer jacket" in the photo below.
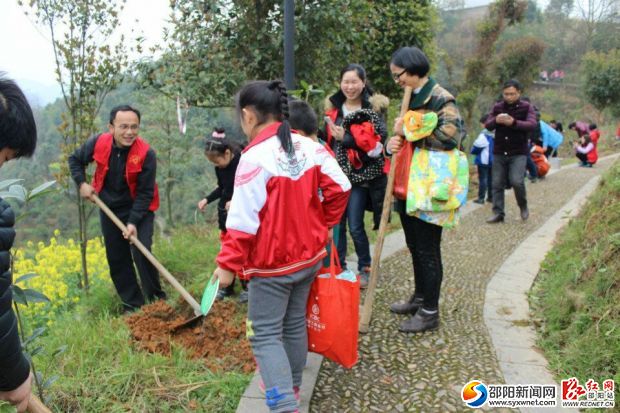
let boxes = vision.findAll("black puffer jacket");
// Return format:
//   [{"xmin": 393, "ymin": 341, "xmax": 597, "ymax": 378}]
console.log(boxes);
[{"xmin": 0, "ymin": 198, "xmax": 29, "ymax": 391}]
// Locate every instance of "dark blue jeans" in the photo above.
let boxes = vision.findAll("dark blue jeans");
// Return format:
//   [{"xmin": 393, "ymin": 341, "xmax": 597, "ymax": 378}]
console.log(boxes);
[
  {"xmin": 477, "ymin": 164, "xmax": 492, "ymax": 201},
  {"xmin": 337, "ymin": 184, "xmax": 371, "ymax": 272}
]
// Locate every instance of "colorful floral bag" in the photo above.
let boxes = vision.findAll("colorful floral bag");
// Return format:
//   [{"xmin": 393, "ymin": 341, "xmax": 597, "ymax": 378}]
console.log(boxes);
[
  {"xmin": 401, "ymin": 109, "xmax": 469, "ymax": 214},
  {"xmin": 405, "ymin": 147, "xmax": 469, "ymax": 213}
]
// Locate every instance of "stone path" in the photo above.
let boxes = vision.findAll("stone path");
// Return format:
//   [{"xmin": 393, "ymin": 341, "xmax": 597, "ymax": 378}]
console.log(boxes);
[
  {"xmin": 309, "ymin": 156, "xmax": 618, "ymax": 413},
  {"xmin": 235, "ymin": 155, "xmax": 618, "ymax": 413}
]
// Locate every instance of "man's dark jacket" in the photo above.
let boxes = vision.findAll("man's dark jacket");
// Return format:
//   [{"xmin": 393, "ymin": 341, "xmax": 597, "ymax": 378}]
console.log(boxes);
[{"xmin": 485, "ymin": 99, "xmax": 537, "ymax": 156}]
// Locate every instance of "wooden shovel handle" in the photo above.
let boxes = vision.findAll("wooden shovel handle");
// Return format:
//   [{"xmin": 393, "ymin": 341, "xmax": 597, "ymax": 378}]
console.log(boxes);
[
  {"xmin": 27, "ymin": 394, "xmax": 51, "ymax": 413},
  {"xmin": 359, "ymin": 86, "xmax": 412, "ymax": 333},
  {"xmin": 91, "ymin": 194, "xmax": 203, "ymax": 316}
]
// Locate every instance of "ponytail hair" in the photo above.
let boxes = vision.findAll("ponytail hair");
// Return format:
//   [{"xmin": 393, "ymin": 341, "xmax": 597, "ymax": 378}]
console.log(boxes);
[{"xmin": 236, "ymin": 80, "xmax": 294, "ymax": 157}]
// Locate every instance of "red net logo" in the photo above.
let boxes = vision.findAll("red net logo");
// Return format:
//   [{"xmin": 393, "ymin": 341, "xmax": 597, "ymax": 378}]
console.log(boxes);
[
  {"xmin": 561, "ymin": 378, "xmax": 615, "ymax": 409},
  {"xmin": 561, "ymin": 377, "xmax": 586, "ymax": 400}
]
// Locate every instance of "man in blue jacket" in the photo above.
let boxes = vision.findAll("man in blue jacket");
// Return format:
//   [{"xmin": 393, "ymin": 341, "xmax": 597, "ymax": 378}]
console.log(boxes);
[
  {"xmin": 484, "ymin": 79, "xmax": 538, "ymax": 223},
  {"xmin": 0, "ymin": 75, "xmax": 38, "ymax": 412}
]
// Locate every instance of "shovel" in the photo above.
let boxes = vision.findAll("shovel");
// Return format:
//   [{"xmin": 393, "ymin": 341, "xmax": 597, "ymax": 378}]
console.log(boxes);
[{"xmin": 91, "ymin": 194, "xmax": 219, "ymax": 329}]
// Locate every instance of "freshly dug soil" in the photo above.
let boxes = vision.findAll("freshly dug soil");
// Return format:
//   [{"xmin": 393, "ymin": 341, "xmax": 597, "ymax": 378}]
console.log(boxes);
[{"xmin": 125, "ymin": 300, "xmax": 254, "ymax": 373}]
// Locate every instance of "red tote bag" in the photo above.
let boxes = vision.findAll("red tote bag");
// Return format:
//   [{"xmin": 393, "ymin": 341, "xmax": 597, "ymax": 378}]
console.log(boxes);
[
  {"xmin": 392, "ymin": 141, "xmax": 413, "ymax": 200},
  {"xmin": 306, "ymin": 245, "xmax": 360, "ymax": 368}
]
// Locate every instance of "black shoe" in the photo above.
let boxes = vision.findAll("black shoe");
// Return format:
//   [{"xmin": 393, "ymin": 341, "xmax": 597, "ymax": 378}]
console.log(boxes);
[
  {"xmin": 238, "ymin": 290, "xmax": 249, "ymax": 304},
  {"xmin": 473, "ymin": 199, "xmax": 485, "ymax": 204},
  {"xmin": 520, "ymin": 208, "xmax": 529, "ymax": 221},
  {"xmin": 216, "ymin": 288, "xmax": 233, "ymax": 301},
  {"xmin": 399, "ymin": 309, "xmax": 439, "ymax": 333},
  {"xmin": 390, "ymin": 296, "xmax": 423, "ymax": 315},
  {"xmin": 486, "ymin": 198, "xmax": 493, "ymax": 203},
  {"xmin": 486, "ymin": 214, "xmax": 504, "ymax": 224}
]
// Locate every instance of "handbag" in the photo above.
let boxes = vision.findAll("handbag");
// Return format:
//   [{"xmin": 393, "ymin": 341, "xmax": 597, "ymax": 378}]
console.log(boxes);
[
  {"xmin": 406, "ymin": 147, "xmax": 469, "ymax": 214},
  {"xmin": 394, "ymin": 110, "xmax": 438, "ymax": 201},
  {"xmin": 306, "ymin": 244, "xmax": 359, "ymax": 368}
]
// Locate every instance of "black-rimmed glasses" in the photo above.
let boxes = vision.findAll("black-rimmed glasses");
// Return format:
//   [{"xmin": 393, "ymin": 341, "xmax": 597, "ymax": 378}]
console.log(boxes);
[{"xmin": 392, "ymin": 68, "xmax": 407, "ymax": 81}]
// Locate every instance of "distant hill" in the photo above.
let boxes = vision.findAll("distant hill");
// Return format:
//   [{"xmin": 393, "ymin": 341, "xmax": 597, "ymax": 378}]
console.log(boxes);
[{"xmin": 14, "ymin": 78, "xmax": 62, "ymax": 107}]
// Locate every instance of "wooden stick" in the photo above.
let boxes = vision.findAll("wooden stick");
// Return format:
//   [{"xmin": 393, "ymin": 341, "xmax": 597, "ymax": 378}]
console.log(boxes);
[
  {"xmin": 27, "ymin": 394, "xmax": 52, "ymax": 413},
  {"xmin": 91, "ymin": 194, "xmax": 203, "ymax": 316},
  {"xmin": 359, "ymin": 86, "xmax": 413, "ymax": 333}
]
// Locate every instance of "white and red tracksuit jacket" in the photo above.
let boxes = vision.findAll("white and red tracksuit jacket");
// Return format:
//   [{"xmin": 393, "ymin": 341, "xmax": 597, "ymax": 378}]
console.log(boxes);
[{"xmin": 216, "ymin": 123, "xmax": 351, "ymax": 279}]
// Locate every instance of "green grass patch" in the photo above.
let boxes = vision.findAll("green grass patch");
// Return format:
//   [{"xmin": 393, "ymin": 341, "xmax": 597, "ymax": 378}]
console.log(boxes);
[
  {"xmin": 153, "ymin": 224, "xmax": 224, "ymax": 299},
  {"xmin": 530, "ymin": 161, "xmax": 620, "ymax": 402},
  {"xmin": 4, "ymin": 224, "xmax": 251, "ymax": 412},
  {"xmin": 34, "ymin": 311, "xmax": 248, "ymax": 412}
]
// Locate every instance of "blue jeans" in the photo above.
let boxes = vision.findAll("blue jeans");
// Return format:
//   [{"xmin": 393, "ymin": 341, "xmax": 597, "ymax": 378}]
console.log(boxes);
[
  {"xmin": 477, "ymin": 164, "xmax": 492, "ymax": 201},
  {"xmin": 336, "ymin": 185, "xmax": 371, "ymax": 272}
]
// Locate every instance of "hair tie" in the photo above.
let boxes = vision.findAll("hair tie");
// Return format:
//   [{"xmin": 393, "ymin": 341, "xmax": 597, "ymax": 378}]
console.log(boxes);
[{"xmin": 212, "ymin": 131, "xmax": 226, "ymax": 139}]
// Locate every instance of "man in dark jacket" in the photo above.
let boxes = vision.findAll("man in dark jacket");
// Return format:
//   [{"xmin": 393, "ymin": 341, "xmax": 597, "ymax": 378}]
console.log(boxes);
[
  {"xmin": 68, "ymin": 105, "xmax": 165, "ymax": 312},
  {"xmin": 0, "ymin": 75, "xmax": 38, "ymax": 412},
  {"xmin": 484, "ymin": 79, "xmax": 538, "ymax": 223}
]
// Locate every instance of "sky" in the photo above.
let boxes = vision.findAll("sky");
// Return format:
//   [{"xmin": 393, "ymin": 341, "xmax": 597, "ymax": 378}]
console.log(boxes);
[
  {"xmin": 1, "ymin": 0, "xmax": 549, "ymax": 105},
  {"xmin": 0, "ymin": 0, "xmax": 171, "ymax": 105}
]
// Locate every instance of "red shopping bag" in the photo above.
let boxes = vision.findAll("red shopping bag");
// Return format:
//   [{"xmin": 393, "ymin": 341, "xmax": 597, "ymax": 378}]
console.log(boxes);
[{"xmin": 306, "ymin": 245, "xmax": 360, "ymax": 368}]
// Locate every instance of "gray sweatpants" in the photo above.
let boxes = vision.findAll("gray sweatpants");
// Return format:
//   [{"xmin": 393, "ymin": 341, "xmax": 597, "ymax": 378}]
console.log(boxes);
[{"xmin": 247, "ymin": 262, "xmax": 321, "ymax": 413}]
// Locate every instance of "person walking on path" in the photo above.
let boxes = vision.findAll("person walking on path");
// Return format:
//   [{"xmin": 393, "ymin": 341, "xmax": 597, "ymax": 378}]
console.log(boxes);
[
  {"xmin": 68, "ymin": 105, "xmax": 166, "ymax": 312},
  {"xmin": 471, "ymin": 115, "xmax": 494, "ymax": 204},
  {"xmin": 485, "ymin": 79, "xmax": 537, "ymax": 223},
  {"xmin": 386, "ymin": 46, "xmax": 465, "ymax": 333},
  {"xmin": 213, "ymin": 80, "xmax": 350, "ymax": 413},
  {"xmin": 0, "ymin": 75, "xmax": 38, "ymax": 413},
  {"xmin": 323, "ymin": 64, "xmax": 389, "ymax": 288}
]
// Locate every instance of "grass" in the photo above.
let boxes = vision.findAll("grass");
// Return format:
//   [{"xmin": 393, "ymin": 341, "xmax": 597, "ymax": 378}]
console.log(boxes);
[
  {"xmin": 530, "ymin": 160, "xmax": 620, "ymax": 404},
  {"xmin": 1, "ymin": 224, "xmax": 251, "ymax": 413}
]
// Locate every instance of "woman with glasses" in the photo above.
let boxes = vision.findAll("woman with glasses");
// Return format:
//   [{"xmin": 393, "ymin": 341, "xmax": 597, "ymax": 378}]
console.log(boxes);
[
  {"xmin": 323, "ymin": 64, "xmax": 389, "ymax": 288},
  {"xmin": 386, "ymin": 46, "xmax": 465, "ymax": 333}
]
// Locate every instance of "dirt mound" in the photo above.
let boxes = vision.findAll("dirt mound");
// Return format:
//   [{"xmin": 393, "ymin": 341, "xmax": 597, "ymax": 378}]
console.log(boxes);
[{"xmin": 125, "ymin": 300, "xmax": 254, "ymax": 373}]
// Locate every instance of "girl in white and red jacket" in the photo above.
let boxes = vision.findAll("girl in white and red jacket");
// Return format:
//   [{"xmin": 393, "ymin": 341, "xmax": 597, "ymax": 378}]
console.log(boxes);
[{"xmin": 213, "ymin": 80, "xmax": 351, "ymax": 413}]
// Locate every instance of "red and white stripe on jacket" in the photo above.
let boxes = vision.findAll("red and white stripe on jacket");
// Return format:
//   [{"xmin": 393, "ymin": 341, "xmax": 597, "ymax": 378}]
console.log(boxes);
[{"xmin": 216, "ymin": 123, "xmax": 351, "ymax": 279}]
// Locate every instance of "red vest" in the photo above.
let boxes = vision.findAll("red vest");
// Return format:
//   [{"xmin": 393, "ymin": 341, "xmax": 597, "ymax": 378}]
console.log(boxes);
[{"xmin": 91, "ymin": 133, "xmax": 159, "ymax": 211}]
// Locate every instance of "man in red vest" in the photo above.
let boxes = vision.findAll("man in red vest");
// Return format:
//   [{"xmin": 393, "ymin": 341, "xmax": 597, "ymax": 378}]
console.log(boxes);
[{"xmin": 68, "ymin": 105, "xmax": 165, "ymax": 312}]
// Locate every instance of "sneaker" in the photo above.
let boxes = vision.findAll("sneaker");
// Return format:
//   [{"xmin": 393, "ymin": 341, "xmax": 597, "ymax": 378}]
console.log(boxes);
[
  {"xmin": 238, "ymin": 290, "xmax": 249, "ymax": 304},
  {"xmin": 358, "ymin": 267, "xmax": 370, "ymax": 289},
  {"xmin": 473, "ymin": 198, "xmax": 485, "ymax": 204},
  {"xmin": 399, "ymin": 309, "xmax": 439, "ymax": 333},
  {"xmin": 258, "ymin": 379, "xmax": 300, "ymax": 401}
]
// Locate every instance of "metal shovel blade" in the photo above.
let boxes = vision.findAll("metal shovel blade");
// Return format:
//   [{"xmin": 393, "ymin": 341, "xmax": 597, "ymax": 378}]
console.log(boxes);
[{"xmin": 172, "ymin": 276, "xmax": 220, "ymax": 331}]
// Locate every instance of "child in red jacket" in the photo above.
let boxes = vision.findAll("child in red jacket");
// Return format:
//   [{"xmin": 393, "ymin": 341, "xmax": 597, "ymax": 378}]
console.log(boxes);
[{"xmin": 213, "ymin": 80, "xmax": 351, "ymax": 413}]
